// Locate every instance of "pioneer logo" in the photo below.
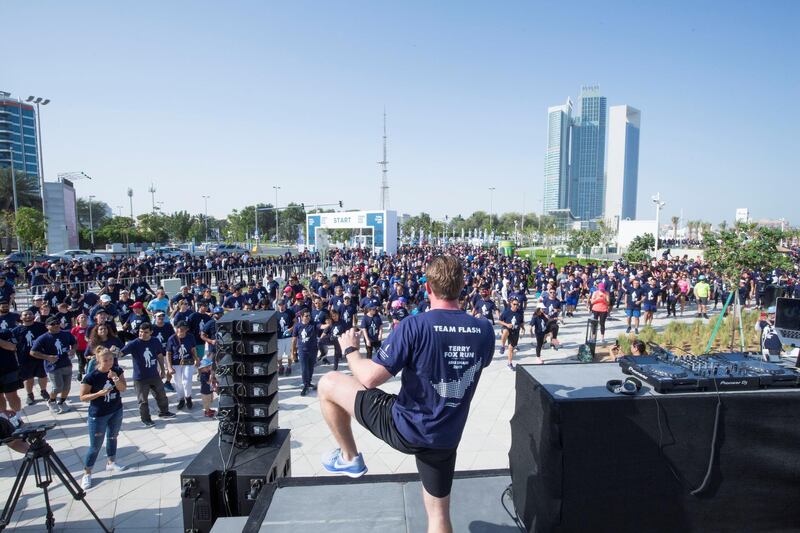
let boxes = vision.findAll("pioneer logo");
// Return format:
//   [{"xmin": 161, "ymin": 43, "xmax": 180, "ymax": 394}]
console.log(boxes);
[{"xmin": 720, "ymin": 380, "xmax": 748, "ymax": 386}]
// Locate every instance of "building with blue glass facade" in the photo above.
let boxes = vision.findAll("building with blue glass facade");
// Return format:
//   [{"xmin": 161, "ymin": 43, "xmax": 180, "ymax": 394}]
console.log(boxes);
[
  {"xmin": 543, "ymin": 98, "xmax": 573, "ymax": 213},
  {"xmin": 605, "ymin": 105, "xmax": 640, "ymax": 223},
  {"xmin": 569, "ymin": 86, "xmax": 607, "ymax": 222},
  {"xmin": 0, "ymin": 92, "xmax": 39, "ymax": 178}
]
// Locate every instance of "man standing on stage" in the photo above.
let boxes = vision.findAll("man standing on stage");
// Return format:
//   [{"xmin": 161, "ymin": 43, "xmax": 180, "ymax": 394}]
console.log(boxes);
[{"xmin": 318, "ymin": 255, "xmax": 494, "ymax": 533}]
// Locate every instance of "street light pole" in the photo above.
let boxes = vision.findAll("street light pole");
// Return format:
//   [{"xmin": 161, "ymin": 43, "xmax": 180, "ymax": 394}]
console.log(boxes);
[
  {"xmin": 88, "ymin": 195, "xmax": 95, "ymax": 250},
  {"xmin": 127, "ymin": 188, "xmax": 134, "ymax": 219},
  {"xmin": 26, "ymin": 95, "xmax": 50, "ymax": 250},
  {"xmin": 202, "ymin": 195, "xmax": 210, "ymax": 241},
  {"xmin": 488, "ymin": 187, "xmax": 496, "ymax": 239},
  {"xmin": 273, "ymin": 186, "xmax": 281, "ymax": 243},
  {"xmin": 652, "ymin": 192, "xmax": 666, "ymax": 256}
]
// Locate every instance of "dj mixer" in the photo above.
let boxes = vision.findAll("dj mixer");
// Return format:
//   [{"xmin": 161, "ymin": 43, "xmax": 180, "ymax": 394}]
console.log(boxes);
[{"xmin": 618, "ymin": 346, "xmax": 800, "ymax": 393}]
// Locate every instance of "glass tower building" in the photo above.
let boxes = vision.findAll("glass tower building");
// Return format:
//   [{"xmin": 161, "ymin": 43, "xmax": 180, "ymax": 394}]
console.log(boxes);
[
  {"xmin": 543, "ymin": 98, "xmax": 573, "ymax": 213},
  {"xmin": 0, "ymin": 92, "xmax": 39, "ymax": 177},
  {"xmin": 605, "ymin": 105, "xmax": 640, "ymax": 223},
  {"xmin": 569, "ymin": 86, "xmax": 607, "ymax": 221}
]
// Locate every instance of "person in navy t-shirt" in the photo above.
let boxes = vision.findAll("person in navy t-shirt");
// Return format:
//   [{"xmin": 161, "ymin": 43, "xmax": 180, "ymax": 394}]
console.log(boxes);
[
  {"xmin": 121, "ymin": 323, "xmax": 173, "ymax": 425},
  {"xmin": 318, "ymin": 256, "xmax": 494, "ymax": 533},
  {"xmin": 359, "ymin": 304, "xmax": 383, "ymax": 358},
  {"xmin": 291, "ymin": 309, "xmax": 318, "ymax": 395}
]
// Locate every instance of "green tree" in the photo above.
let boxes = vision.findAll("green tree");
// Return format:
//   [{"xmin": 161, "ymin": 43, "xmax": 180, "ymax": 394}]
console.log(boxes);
[
  {"xmin": 15, "ymin": 207, "xmax": 46, "ymax": 251},
  {"xmin": 703, "ymin": 223, "xmax": 791, "ymax": 284},
  {"xmin": 0, "ymin": 169, "xmax": 42, "ymax": 211},
  {"xmin": 76, "ymin": 197, "xmax": 112, "ymax": 231},
  {"xmin": 624, "ymin": 233, "xmax": 655, "ymax": 263},
  {"xmin": 97, "ymin": 216, "xmax": 139, "ymax": 244},
  {"xmin": 137, "ymin": 213, "xmax": 169, "ymax": 243},
  {"xmin": 164, "ymin": 211, "xmax": 194, "ymax": 242},
  {"xmin": 278, "ymin": 203, "xmax": 306, "ymax": 242}
]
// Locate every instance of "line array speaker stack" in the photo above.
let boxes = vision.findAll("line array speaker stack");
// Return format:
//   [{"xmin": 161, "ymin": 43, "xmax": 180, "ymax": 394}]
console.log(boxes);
[
  {"xmin": 215, "ymin": 310, "xmax": 280, "ymax": 442},
  {"xmin": 181, "ymin": 310, "xmax": 292, "ymax": 533}
]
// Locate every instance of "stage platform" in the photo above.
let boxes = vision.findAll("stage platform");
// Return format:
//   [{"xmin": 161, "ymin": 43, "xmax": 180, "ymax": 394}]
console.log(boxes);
[{"xmin": 210, "ymin": 470, "xmax": 518, "ymax": 532}]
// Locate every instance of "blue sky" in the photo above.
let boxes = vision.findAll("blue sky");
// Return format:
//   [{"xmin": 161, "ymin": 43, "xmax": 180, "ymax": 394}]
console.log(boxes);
[{"xmin": 4, "ymin": 0, "xmax": 797, "ymax": 224}]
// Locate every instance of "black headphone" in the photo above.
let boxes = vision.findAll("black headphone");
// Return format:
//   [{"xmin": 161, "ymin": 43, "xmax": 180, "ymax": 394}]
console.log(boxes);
[{"xmin": 606, "ymin": 376, "xmax": 643, "ymax": 395}]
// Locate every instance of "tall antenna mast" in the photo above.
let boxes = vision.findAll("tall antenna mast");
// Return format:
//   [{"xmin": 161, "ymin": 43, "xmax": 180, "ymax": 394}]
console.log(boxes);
[
  {"xmin": 378, "ymin": 109, "xmax": 389, "ymax": 210},
  {"xmin": 148, "ymin": 182, "xmax": 156, "ymax": 213}
]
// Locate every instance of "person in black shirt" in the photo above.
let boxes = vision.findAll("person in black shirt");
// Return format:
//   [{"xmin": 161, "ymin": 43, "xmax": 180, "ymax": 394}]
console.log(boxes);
[
  {"xmin": 79, "ymin": 347, "xmax": 127, "ymax": 489},
  {"xmin": 0, "ymin": 328, "xmax": 21, "ymax": 413}
]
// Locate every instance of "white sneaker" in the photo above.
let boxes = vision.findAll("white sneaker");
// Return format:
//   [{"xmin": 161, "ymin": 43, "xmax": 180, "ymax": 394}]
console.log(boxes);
[
  {"xmin": 105, "ymin": 462, "xmax": 126, "ymax": 474},
  {"xmin": 48, "ymin": 402, "xmax": 59, "ymax": 414},
  {"xmin": 57, "ymin": 402, "xmax": 71, "ymax": 414},
  {"xmin": 81, "ymin": 474, "xmax": 92, "ymax": 490}
]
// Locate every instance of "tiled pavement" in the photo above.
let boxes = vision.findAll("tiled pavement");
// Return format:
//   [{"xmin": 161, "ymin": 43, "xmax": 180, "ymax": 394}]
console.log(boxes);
[{"xmin": 0, "ymin": 306, "xmax": 708, "ymax": 531}]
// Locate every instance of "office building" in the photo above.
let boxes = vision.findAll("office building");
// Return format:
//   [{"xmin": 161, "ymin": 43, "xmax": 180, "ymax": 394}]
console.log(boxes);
[
  {"xmin": 0, "ymin": 92, "xmax": 39, "ymax": 177},
  {"xmin": 605, "ymin": 105, "xmax": 641, "ymax": 223},
  {"xmin": 569, "ymin": 86, "xmax": 607, "ymax": 221},
  {"xmin": 543, "ymin": 98, "xmax": 573, "ymax": 213},
  {"xmin": 44, "ymin": 178, "xmax": 79, "ymax": 251}
]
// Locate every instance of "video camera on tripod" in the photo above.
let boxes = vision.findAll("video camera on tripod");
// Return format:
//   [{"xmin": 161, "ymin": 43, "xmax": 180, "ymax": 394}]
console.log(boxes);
[{"xmin": 1, "ymin": 423, "xmax": 55, "ymax": 445}]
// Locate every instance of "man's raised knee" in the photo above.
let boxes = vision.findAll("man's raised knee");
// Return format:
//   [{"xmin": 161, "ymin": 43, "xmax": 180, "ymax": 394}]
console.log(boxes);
[{"xmin": 318, "ymin": 371, "xmax": 343, "ymax": 399}]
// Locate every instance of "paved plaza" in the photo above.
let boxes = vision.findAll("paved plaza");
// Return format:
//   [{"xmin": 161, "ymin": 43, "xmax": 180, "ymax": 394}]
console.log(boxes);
[{"xmin": 1, "ymin": 307, "xmax": 707, "ymax": 531}]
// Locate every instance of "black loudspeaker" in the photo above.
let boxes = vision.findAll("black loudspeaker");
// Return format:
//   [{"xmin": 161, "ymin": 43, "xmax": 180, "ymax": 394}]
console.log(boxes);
[
  {"xmin": 181, "ymin": 429, "xmax": 291, "ymax": 533},
  {"xmin": 215, "ymin": 310, "xmax": 279, "ymax": 442}
]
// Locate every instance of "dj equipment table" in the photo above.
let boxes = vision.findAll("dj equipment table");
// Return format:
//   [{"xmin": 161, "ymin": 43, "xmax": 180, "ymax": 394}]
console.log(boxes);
[{"xmin": 509, "ymin": 363, "xmax": 800, "ymax": 533}]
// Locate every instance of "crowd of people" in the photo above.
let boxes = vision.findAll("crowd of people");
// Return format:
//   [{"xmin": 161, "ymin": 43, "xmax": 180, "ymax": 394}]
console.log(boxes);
[{"xmin": 1, "ymin": 243, "xmax": 799, "ymax": 489}]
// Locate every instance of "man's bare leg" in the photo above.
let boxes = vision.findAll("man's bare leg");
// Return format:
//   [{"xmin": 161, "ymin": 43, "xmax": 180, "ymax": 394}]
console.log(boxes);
[
  {"xmin": 318, "ymin": 371, "xmax": 366, "ymax": 462},
  {"xmin": 422, "ymin": 487, "xmax": 452, "ymax": 533}
]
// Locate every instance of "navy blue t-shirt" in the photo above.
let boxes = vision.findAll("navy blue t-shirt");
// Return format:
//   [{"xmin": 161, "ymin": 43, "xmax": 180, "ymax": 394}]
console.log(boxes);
[
  {"xmin": 122, "ymin": 338, "xmax": 163, "ymax": 381},
  {"xmin": 292, "ymin": 322, "xmax": 318, "ymax": 354},
  {"xmin": 32, "ymin": 331, "xmax": 76, "ymax": 372},
  {"xmin": 82, "ymin": 365, "xmax": 124, "ymax": 417},
  {"xmin": 473, "ymin": 299, "xmax": 497, "ymax": 323},
  {"xmin": 0, "ymin": 330, "xmax": 17, "ymax": 373},
  {"xmin": 627, "ymin": 287, "xmax": 646, "ymax": 310},
  {"xmin": 360, "ymin": 314, "xmax": 383, "ymax": 342},
  {"xmin": 374, "ymin": 309, "xmax": 495, "ymax": 449},
  {"xmin": 13, "ymin": 322, "xmax": 48, "ymax": 365},
  {"xmin": 0, "ymin": 312, "xmax": 20, "ymax": 332},
  {"xmin": 276, "ymin": 310, "xmax": 295, "ymax": 339},
  {"xmin": 499, "ymin": 308, "xmax": 524, "ymax": 331},
  {"xmin": 166, "ymin": 333, "xmax": 197, "ymax": 364}
]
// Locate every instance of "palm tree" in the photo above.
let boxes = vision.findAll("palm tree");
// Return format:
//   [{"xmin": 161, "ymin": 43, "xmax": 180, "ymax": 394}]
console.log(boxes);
[
  {"xmin": 671, "ymin": 216, "xmax": 680, "ymax": 240},
  {"xmin": 0, "ymin": 168, "xmax": 42, "ymax": 211}
]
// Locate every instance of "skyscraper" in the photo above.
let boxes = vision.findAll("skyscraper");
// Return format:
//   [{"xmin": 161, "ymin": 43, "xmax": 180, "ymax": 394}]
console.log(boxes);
[
  {"xmin": 569, "ymin": 86, "xmax": 607, "ymax": 221},
  {"xmin": 605, "ymin": 105, "xmax": 641, "ymax": 223},
  {"xmin": 0, "ymin": 92, "xmax": 39, "ymax": 177},
  {"xmin": 543, "ymin": 98, "xmax": 573, "ymax": 213}
]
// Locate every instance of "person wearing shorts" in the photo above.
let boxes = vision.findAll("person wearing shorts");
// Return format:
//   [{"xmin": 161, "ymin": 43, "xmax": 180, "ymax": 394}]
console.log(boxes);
[
  {"xmin": 359, "ymin": 304, "xmax": 383, "ymax": 358},
  {"xmin": 625, "ymin": 279, "xmax": 645, "ymax": 335},
  {"xmin": 30, "ymin": 317, "xmax": 77, "ymax": 414},
  {"xmin": 0, "ymin": 328, "xmax": 22, "ymax": 412},
  {"xmin": 498, "ymin": 298, "xmax": 524, "ymax": 370},
  {"xmin": 318, "ymin": 256, "xmax": 494, "ymax": 533},
  {"xmin": 693, "ymin": 275, "xmax": 711, "ymax": 319},
  {"xmin": 13, "ymin": 310, "xmax": 49, "ymax": 405}
]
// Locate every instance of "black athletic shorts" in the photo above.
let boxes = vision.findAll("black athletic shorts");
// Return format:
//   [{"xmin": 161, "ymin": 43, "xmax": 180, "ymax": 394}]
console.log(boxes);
[
  {"xmin": 507, "ymin": 329, "xmax": 520, "ymax": 347},
  {"xmin": 18, "ymin": 359, "xmax": 46, "ymax": 380},
  {"xmin": 354, "ymin": 388, "xmax": 457, "ymax": 498},
  {"xmin": 0, "ymin": 370, "xmax": 22, "ymax": 393}
]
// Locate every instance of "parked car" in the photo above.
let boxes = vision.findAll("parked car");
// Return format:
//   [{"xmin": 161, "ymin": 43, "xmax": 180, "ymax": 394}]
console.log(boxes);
[
  {"xmin": 50, "ymin": 249, "xmax": 107, "ymax": 262},
  {"xmin": 3, "ymin": 252, "xmax": 60, "ymax": 264},
  {"xmin": 209, "ymin": 244, "xmax": 249, "ymax": 256},
  {"xmin": 140, "ymin": 246, "xmax": 186, "ymax": 259}
]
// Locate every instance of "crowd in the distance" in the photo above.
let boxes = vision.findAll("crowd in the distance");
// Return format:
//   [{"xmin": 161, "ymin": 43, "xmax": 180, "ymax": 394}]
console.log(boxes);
[{"xmin": 1, "ymin": 243, "xmax": 798, "ymax": 488}]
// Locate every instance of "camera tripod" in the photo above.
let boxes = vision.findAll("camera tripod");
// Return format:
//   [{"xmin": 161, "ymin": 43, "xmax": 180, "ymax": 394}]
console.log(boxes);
[{"xmin": 0, "ymin": 429, "xmax": 113, "ymax": 532}]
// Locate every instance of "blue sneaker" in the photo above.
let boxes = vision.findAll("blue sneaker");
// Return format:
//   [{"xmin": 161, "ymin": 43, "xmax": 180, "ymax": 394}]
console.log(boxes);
[
  {"xmin": 321, "ymin": 448, "xmax": 368, "ymax": 478},
  {"xmin": 164, "ymin": 382, "xmax": 175, "ymax": 392}
]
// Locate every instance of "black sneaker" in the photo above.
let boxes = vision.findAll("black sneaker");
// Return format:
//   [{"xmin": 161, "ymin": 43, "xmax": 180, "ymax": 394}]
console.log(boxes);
[
  {"xmin": 185, "ymin": 397, "xmax": 193, "ymax": 409},
  {"xmin": 158, "ymin": 411, "xmax": 176, "ymax": 418},
  {"xmin": 285, "ymin": 367, "xmax": 292, "ymax": 375},
  {"xmin": 278, "ymin": 366, "xmax": 285, "ymax": 376},
  {"xmin": 164, "ymin": 382, "xmax": 175, "ymax": 392},
  {"xmin": 308, "ymin": 383, "xmax": 317, "ymax": 390},
  {"xmin": 300, "ymin": 386, "xmax": 308, "ymax": 397},
  {"xmin": 626, "ymin": 327, "xmax": 631, "ymax": 333},
  {"xmin": 321, "ymin": 357, "xmax": 331, "ymax": 365},
  {"xmin": 634, "ymin": 328, "xmax": 639, "ymax": 335},
  {"xmin": 703, "ymin": 314, "xmax": 710, "ymax": 319},
  {"xmin": 177, "ymin": 399, "xmax": 186, "ymax": 410},
  {"xmin": 40, "ymin": 390, "xmax": 51, "ymax": 401},
  {"xmin": 142, "ymin": 418, "xmax": 155, "ymax": 428},
  {"xmin": 76, "ymin": 372, "xmax": 83, "ymax": 382}
]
